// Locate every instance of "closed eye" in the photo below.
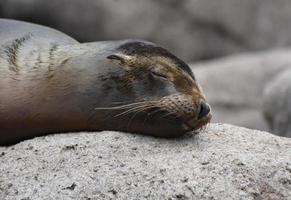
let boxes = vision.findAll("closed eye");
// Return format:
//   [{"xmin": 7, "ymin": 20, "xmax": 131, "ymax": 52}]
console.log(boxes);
[{"xmin": 150, "ymin": 70, "xmax": 168, "ymax": 79}]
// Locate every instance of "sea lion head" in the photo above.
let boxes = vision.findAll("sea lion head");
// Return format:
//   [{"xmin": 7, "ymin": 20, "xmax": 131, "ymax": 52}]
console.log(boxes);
[{"xmin": 87, "ymin": 40, "xmax": 212, "ymax": 137}]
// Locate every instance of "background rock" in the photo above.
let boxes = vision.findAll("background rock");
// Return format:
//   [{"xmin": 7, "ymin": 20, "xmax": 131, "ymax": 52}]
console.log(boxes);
[
  {"xmin": 191, "ymin": 49, "xmax": 291, "ymax": 132},
  {"xmin": 263, "ymin": 68, "xmax": 291, "ymax": 137},
  {"xmin": 0, "ymin": 124, "xmax": 291, "ymax": 199},
  {"xmin": 1, "ymin": 0, "xmax": 291, "ymax": 62}
]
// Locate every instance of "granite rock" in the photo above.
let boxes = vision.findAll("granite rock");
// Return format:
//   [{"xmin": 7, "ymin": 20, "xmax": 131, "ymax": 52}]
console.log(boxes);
[{"xmin": 0, "ymin": 124, "xmax": 290, "ymax": 199}]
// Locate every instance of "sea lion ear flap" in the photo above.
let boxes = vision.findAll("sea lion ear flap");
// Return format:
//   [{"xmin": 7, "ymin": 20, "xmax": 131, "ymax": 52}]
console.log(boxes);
[{"xmin": 107, "ymin": 54, "xmax": 133, "ymax": 65}]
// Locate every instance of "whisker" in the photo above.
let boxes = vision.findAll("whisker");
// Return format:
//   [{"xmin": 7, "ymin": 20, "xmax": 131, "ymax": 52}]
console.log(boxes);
[
  {"xmin": 94, "ymin": 101, "xmax": 157, "ymax": 110},
  {"xmin": 159, "ymin": 111, "xmax": 177, "ymax": 119},
  {"xmin": 126, "ymin": 106, "xmax": 160, "ymax": 129},
  {"xmin": 142, "ymin": 108, "xmax": 163, "ymax": 127},
  {"xmin": 110, "ymin": 99, "xmax": 147, "ymax": 105},
  {"xmin": 113, "ymin": 104, "xmax": 157, "ymax": 118},
  {"xmin": 161, "ymin": 111, "xmax": 180, "ymax": 124},
  {"xmin": 198, "ymin": 124, "xmax": 207, "ymax": 132},
  {"xmin": 126, "ymin": 111, "xmax": 140, "ymax": 130},
  {"xmin": 94, "ymin": 101, "xmax": 159, "ymax": 123},
  {"xmin": 125, "ymin": 106, "xmax": 154, "ymax": 129}
]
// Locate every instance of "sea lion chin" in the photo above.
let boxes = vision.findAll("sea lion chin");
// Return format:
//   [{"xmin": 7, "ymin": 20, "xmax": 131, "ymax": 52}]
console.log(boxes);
[{"xmin": 0, "ymin": 19, "xmax": 212, "ymax": 145}]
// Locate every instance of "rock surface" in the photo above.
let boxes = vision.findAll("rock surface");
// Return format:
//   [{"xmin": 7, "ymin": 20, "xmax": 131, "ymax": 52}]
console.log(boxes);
[
  {"xmin": 191, "ymin": 49, "xmax": 291, "ymax": 132},
  {"xmin": 1, "ymin": 0, "xmax": 291, "ymax": 61},
  {"xmin": 1, "ymin": 124, "xmax": 291, "ymax": 200},
  {"xmin": 263, "ymin": 68, "xmax": 291, "ymax": 138}
]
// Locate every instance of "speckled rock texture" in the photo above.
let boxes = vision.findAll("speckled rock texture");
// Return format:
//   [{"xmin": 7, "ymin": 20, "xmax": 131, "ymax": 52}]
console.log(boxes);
[
  {"xmin": 263, "ymin": 68, "xmax": 291, "ymax": 138},
  {"xmin": 2, "ymin": 0, "xmax": 291, "ymax": 61},
  {"xmin": 1, "ymin": 124, "xmax": 290, "ymax": 200},
  {"xmin": 191, "ymin": 49, "xmax": 291, "ymax": 133}
]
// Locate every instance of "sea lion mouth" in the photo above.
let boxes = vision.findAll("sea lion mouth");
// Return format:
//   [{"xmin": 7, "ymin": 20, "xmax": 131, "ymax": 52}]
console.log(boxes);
[
  {"xmin": 181, "ymin": 101, "xmax": 212, "ymax": 131},
  {"xmin": 182, "ymin": 113, "xmax": 212, "ymax": 132}
]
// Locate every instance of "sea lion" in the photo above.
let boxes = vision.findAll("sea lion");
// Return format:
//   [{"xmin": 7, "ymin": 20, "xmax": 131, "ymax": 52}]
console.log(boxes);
[{"xmin": 0, "ymin": 19, "xmax": 212, "ymax": 145}]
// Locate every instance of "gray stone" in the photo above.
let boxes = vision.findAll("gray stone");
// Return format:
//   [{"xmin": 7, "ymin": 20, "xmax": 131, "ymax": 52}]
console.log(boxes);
[
  {"xmin": 263, "ymin": 68, "xmax": 291, "ymax": 137},
  {"xmin": 191, "ymin": 49, "xmax": 291, "ymax": 132},
  {"xmin": 0, "ymin": 124, "xmax": 291, "ymax": 199},
  {"xmin": 2, "ymin": 0, "xmax": 291, "ymax": 61}
]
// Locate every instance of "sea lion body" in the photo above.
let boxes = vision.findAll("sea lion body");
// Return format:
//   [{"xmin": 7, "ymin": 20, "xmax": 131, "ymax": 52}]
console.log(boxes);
[{"xmin": 0, "ymin": 19, "xmax": 211, "ymax": 145}]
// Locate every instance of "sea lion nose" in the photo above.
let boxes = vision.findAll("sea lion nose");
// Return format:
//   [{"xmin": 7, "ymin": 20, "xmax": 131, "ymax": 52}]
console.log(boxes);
[{"xmin": 198, "ymin": 102, "xmax": 210, "ymax": 119}]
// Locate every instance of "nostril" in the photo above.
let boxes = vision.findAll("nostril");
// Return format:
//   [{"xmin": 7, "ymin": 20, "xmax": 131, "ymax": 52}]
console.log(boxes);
[{"xmin": 198, "ymin": 102, "xmax": 210, "ymax": 119}]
